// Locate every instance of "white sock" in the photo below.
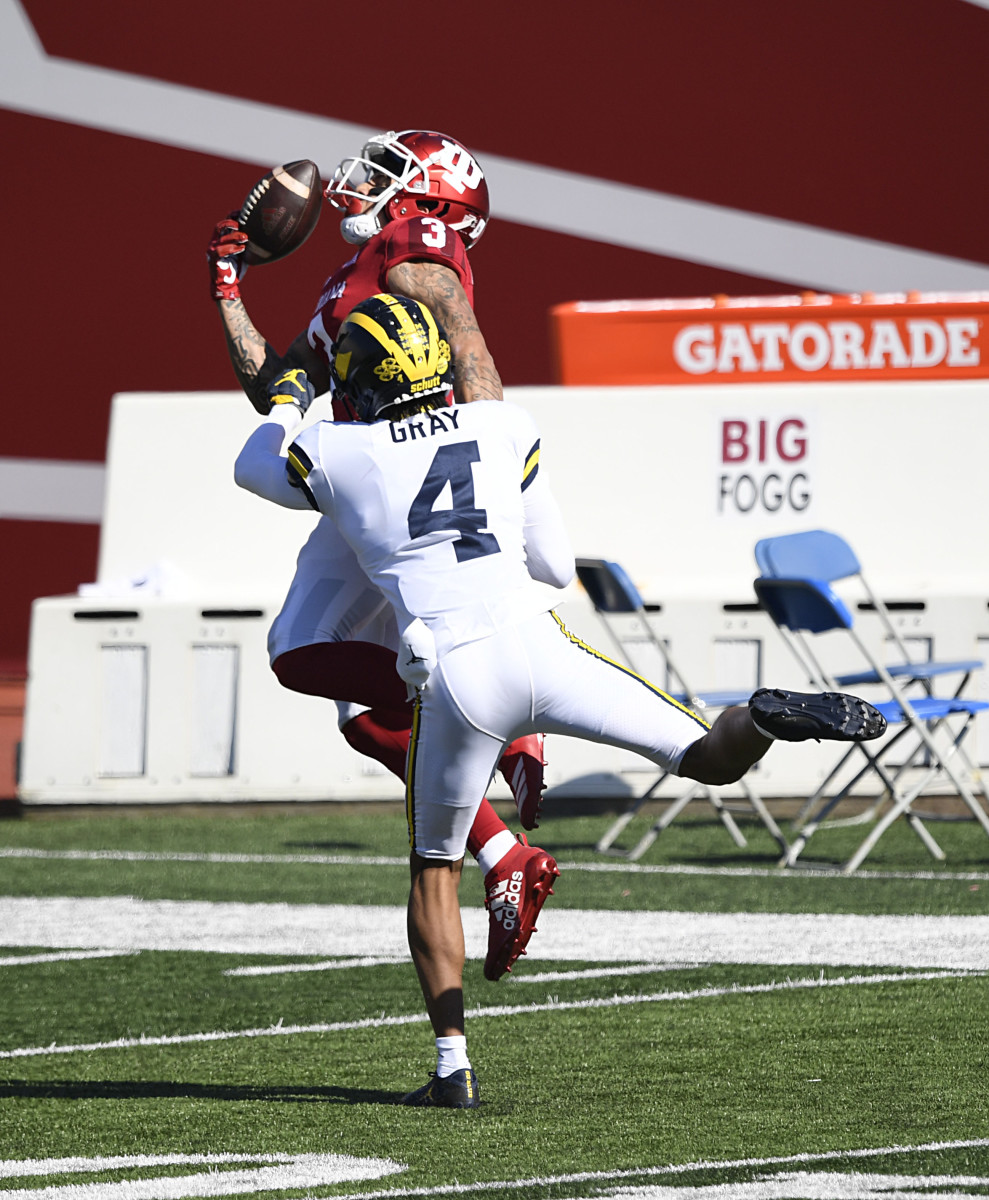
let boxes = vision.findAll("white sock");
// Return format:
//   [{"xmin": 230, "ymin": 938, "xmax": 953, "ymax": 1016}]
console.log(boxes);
[
  {"xmin": 750, "ymin": 717, "xmax": 776, "ymax": 741},
  {"xmin": 436, "ymin": 1034, "xmax": 471, "ymax": 1077},
  {"xmin": 475, "ymin": 829, "xmax": 518, "ymax": 876}
]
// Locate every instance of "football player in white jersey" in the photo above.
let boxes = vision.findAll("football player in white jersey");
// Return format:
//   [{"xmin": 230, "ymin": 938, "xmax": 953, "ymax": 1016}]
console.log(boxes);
[
  {"xmin": 234, "ymin": 293, "xmax": 887, "ymax": 1109},
  {"xmin": 207, "ymin": 131, "xmax": 555, "ymax": 987}
]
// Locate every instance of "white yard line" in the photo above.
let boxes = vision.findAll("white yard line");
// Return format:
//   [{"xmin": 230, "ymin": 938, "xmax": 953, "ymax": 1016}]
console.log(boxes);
[
  {"xmin": 3, "ymin": 1141, "xmax": 989, "ymax": 1200},
  {"xmin": 225, "ymin": 961, "xmax": 706, "ymax": 983},
  {"xmin": 0, "ymin": 950, "xmax": 138, "ymax": 967},
  {"xmin": 223, "ymin": 956, "xmax": 406, "ymax": 977},
  {"xmin": 4, "ymin": 845, "xmax": 988, "ymax": 882},
  {"xmin": 508, "ymin": 963, "xmax": 703, "ymax": 983},
  {"xmin": 305, "ymin": 1140, "xmax": 989, "ymax": 1200},
  {"xmin": 0, "ymin": 969, "xmax": 977, "ymax": 1061},
  {"xmin": 0, "ymin": 1152, "xmax": 404, "ymax": 1200},
  {"xmin": 3, "ymin": 897, "xmax": 988, "ymax": 969}
]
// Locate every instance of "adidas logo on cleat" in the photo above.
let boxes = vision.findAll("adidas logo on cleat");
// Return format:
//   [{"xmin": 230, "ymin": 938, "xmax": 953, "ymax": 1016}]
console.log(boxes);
[{"xmin": 487, "ymin": 870, "xmax": 523, "ymax": 931}]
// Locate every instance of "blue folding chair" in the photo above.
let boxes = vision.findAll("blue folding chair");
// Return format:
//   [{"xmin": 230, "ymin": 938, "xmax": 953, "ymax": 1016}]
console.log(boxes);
[
  {"xmin": 754, "ymin": 574, "xmax": 989, "ymax": 872},
  {"xmin": 755, "ymin": 530, "xmax": 982, "ymax": 700},
  {"xmin": 755, "ymin": 529, "xmax": 986, "ymax": 834},
  {"xmin": 575, "ymin": 558, "xmax": 788, "ymax": 860}
]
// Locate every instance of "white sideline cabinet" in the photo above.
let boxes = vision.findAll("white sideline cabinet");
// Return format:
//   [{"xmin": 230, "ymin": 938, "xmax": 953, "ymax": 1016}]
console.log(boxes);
[{"xmin": 19, "ymin": 383, "xmax": 989, "ymax": 805}]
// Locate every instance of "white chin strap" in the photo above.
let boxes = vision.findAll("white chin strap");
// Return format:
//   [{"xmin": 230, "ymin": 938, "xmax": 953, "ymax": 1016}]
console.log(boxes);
[{"xmin": 340, "ymin": 213, "xmax": 381, "ymax": 245}]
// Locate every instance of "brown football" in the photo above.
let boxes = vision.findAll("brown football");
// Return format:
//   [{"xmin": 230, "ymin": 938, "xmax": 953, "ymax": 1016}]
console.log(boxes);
[{"xmin": 239, "ymin": 159, "xmax": 322, "ymax": 266}]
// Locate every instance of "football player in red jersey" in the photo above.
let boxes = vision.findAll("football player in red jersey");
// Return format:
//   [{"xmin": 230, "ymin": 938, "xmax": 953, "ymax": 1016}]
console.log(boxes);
[{"xmin": 206, "ymin": 130, "xmax": 555, "ymax": 981}]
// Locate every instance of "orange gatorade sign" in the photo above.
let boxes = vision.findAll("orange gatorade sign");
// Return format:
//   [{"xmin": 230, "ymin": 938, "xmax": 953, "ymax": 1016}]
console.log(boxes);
[{"xmin": 550, "ymin": 291, "xmax": 989, "ymax": 385}]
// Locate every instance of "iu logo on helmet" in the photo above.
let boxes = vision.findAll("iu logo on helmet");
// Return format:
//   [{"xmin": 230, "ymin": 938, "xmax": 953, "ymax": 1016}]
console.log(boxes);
[{"xmin": 428, "ymin": 140, "xmax": 483, "ymax": 195}]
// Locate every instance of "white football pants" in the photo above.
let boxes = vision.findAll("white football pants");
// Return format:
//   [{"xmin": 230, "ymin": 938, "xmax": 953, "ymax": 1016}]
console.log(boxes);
[{"xmin": 407, "ymin": 609, "xmax": 710, "ymax": 859}]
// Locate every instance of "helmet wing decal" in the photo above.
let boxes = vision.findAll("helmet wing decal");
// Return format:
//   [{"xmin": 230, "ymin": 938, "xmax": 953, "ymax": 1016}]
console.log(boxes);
[{"xmin": 345, "ymin": 296, "xmax": 444, "ymax": 382}]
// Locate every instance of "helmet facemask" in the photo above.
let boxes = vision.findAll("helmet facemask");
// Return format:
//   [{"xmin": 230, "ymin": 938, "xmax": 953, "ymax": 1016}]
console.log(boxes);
[{"xmin": 325, "ymin": 130, "xmax": 489, "ymax": 248}]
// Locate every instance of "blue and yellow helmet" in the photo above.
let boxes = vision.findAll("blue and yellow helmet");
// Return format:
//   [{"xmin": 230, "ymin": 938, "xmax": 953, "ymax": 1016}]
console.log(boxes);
[{"xmin": 331, "ymin": 293, "xmax": 452, "ymax": 422}]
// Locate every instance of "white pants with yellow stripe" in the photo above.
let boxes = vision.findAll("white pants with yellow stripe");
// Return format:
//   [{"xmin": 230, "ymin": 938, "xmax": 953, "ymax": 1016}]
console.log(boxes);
[{"xmin": 406, "ymin": 609, "xmax": 710, "ymax": 859}]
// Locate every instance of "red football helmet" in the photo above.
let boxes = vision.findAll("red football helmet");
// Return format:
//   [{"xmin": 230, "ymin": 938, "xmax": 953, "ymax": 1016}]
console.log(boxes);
[{"xmin": 325, "ymin": 130, "xmax": 490, "ymax": 249}]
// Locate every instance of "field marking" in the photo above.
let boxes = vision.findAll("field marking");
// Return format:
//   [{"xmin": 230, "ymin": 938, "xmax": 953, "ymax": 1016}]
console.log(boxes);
[
  {"xmin": 223, "ymin": 961, "xmax": 694, "ymax": 982},
  {"xmin": 509, "ymin": 963, "xmax": 702, "ymax": 983},
  {"xmin": 4, "ymin": 845, "xmax": 988, "ymax": 883},
  {"xmin": 232, "ymin": 1139, "xmax": 989, "ymax": 1200},
  {"xmin": 4, "ymin": 897, "xmax": 989, "ymax": 969},
  {"xmin": 223, "ymin": 956, "xmax": 406, "ymax": 977},
  {"xmin": 4, "ymin": 1143, "xmax": 988, "ymax": 1200},
  {"xmin": 597, "ymin": 1170, "xmax": 989, "ymax": 1197},
  {"xmin": 0, "ymin": 969, "xmax": 977, "ymax": 1060},
  {"xmin": 0, "ymin": 950, "xmax": 138, "ymax": 968},
  {"xmin": 0, "ymin": 1152, "xmax": 403, "ymax": 1200}
]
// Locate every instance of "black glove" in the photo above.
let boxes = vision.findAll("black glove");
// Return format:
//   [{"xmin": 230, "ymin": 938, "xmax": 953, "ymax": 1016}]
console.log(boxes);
[{"xmin": 264, "ymin": 368, "xmax": 315, "ymax": 417}]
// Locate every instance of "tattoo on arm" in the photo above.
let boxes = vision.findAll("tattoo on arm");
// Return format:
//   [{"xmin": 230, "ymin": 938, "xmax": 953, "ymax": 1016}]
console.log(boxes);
[
  {"xmin": 388, "ymin": 261, "xmax": 504, "ymax": 403},
  {"xmin": 220, "ymin": 298, "xmax": 271, "ymax": 387},
  {"xmin": 219, "ymin": 299, "xmax": 320, "ymax": 411}
]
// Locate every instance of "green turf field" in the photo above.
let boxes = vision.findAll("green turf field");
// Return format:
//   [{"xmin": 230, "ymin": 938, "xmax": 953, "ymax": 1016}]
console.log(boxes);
[{"xmin": 1, "ymin": 801, "xmax": 987, "ymax": 1199}]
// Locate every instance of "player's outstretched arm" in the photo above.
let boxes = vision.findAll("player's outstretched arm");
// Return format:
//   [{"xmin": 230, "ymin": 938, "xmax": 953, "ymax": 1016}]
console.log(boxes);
[
  {"xmin": 387, "ymin": 260, "xmax": 503, "ymax": 405},
  {"xmin": 517, "ymin": 417, "xmax": 575, "ymax": 589},
  {"xmin": 233, "ymin": 408, "xmax": 314, "ymax": 511},
  {"xmin": 233, "ymin": 372, "xmax": 318, "ymax": 510},
  {"xmin": 220, "ymin": 314, "xmax": 327, "ymax": 415},
  {"xmin": 523, "ymin": 479, "xmax": 576, "ymax": 590},
  {"xmin": 207, "ymin": 214, "xmax": 329, "ymax": 412}
]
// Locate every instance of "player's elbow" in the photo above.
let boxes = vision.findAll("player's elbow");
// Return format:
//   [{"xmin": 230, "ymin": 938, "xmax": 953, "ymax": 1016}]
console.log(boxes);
[
  {"xmin": 528, "ymin": 551, "xmax": 575, "ymax": 590},
  {"xmin": 232, "ymin": 453, "xmax": 253, "ymax": 492},
  {"xmin": 550, "ymin": 557, "xmax": 576, "ymax": 590}
]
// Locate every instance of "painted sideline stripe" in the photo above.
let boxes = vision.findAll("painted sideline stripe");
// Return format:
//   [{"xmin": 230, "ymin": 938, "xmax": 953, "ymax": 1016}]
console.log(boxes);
[
  {"xmin": 510, "ymin": 963, "xmax": 702, "ymax": 984},
  {"xmin": 0, "ymin": 969, "xmax": 976, "ymax": 1060},
  {"xmin": 5, "ymin": 897, "xmax": 988, "ymax": 969},
  {"xmin": 223, "ymin": 956, "xmax": 405, "ymax": 977},
  {"xmin": 0, "ymin": 1153, "xmax": 400, "ymax": 1182},
  {"xmin": 4, "ymin": 845, "xmax": 988, "ymax": 883},
  {"xmin": 317, "ymin": 1139, "xmax": 989, "ymax": 1200},
  {"xmin": 0, "ymin": 1153, "xmax": 403, "ymax": 1200},
  {"xmin": 224, "ymin": 960, "xmax": 696, "ymax": 981},
  {"xmin": 0, "ymin": 950, "xmax": 137, "ymax": 968},
  {"xmin": 3, "ymin": 1142, "xmax": 988, "ymax": 1200}
]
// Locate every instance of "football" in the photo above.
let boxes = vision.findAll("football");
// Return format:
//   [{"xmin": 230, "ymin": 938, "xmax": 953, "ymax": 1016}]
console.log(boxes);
[{"xmin": 239, "ymin": 159, "xmax": 322, "ymax": 266}]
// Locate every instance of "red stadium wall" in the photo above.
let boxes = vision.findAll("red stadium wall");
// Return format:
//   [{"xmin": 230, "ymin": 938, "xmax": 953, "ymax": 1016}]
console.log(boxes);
[{"xmin": 3, "ymin": 0, "xmax": 989, "ymax": 689}]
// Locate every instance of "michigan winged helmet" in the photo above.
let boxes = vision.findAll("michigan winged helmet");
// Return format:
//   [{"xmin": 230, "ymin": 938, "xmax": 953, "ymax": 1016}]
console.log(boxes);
[{"xmin": 330, "ymin": 294, "xmax": 453, "ymax": 422}]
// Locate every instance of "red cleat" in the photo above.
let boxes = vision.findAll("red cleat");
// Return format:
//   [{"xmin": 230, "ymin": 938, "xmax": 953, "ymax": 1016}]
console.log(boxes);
[
  {"xmin": 499, "ymin": 733, "xmax": 547, "ymax": 830},
  {"xmin": 482, "ymin": 833, "xmax": 560, "ymax": 981}
]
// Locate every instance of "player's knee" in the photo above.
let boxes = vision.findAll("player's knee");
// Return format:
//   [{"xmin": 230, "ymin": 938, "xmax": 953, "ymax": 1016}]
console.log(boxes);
[
  {"xmin": 270, "ymin": 654, "xmax": 295, "ymax": 691},
  {"xmin": 678, "ymin": 739, "xmax": 744, "ymax": 786}
]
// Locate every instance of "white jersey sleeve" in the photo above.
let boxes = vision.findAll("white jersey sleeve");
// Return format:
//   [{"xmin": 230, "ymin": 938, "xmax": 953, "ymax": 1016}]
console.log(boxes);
[
  {"xmin": 234, "ymin": 408, "xmax": 315, "ymax": 511},
  {"xmin": 520, "ymin": 437, "xmax": 575, "ymax": 589},
  {"xmin": 287, "ymin": 401, "xmax": 571, "ymax": 658}
]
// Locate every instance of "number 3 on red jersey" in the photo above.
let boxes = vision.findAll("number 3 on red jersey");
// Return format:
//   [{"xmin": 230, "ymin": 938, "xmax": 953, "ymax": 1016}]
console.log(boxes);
[{"xmin": 420, "ymin": 217, "xmax": 447, "ymax": 248}]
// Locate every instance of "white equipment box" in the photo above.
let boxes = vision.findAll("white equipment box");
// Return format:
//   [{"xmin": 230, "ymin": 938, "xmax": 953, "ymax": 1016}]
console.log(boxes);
[{"xmin": 19, "ymin": 381, "xmax": 989, "ymax": 805}]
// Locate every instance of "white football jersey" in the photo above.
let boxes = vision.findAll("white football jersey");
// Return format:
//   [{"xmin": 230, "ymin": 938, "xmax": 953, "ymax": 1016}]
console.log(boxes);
[{"xmin": 286, "ymin": 401, "xmax": 572, "ymax": 658}]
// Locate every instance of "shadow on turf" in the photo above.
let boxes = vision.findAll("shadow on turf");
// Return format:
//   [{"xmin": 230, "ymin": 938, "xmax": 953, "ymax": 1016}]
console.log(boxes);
[{"xmin": 0, "ymin": 1079, "xmax": 402, "ymax": 1105}]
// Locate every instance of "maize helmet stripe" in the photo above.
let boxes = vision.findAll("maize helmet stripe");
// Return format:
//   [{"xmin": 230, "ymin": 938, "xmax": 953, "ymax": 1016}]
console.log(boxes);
[
  {"xmin": 331, "ymin": 292, "xmax": 452, "ymax": 423},
  {"xmin": 344, "ymin": 294, "xmax": 441, "ymax": 381}
]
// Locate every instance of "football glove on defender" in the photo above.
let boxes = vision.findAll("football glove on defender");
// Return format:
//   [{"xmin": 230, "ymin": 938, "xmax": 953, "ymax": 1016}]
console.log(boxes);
[{"xmin": 264, "ymin": 369, "xmax": 315, "ymax": 417}]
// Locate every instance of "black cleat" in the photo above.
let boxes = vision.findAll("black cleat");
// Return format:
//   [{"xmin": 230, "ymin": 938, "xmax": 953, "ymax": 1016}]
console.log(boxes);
[
  {"xmin": 749, "ymin": 688, "xmax": 887, "ymax": 743},
  {"xmin": 400, "ymin": 1067, "xmax": 480, "ymax": 1109}
]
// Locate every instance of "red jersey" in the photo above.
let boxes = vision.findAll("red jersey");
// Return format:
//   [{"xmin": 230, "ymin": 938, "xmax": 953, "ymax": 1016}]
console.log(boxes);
[{"xmin": 307, "ymin": 216, "xmax": 474, "ymax": 421}]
